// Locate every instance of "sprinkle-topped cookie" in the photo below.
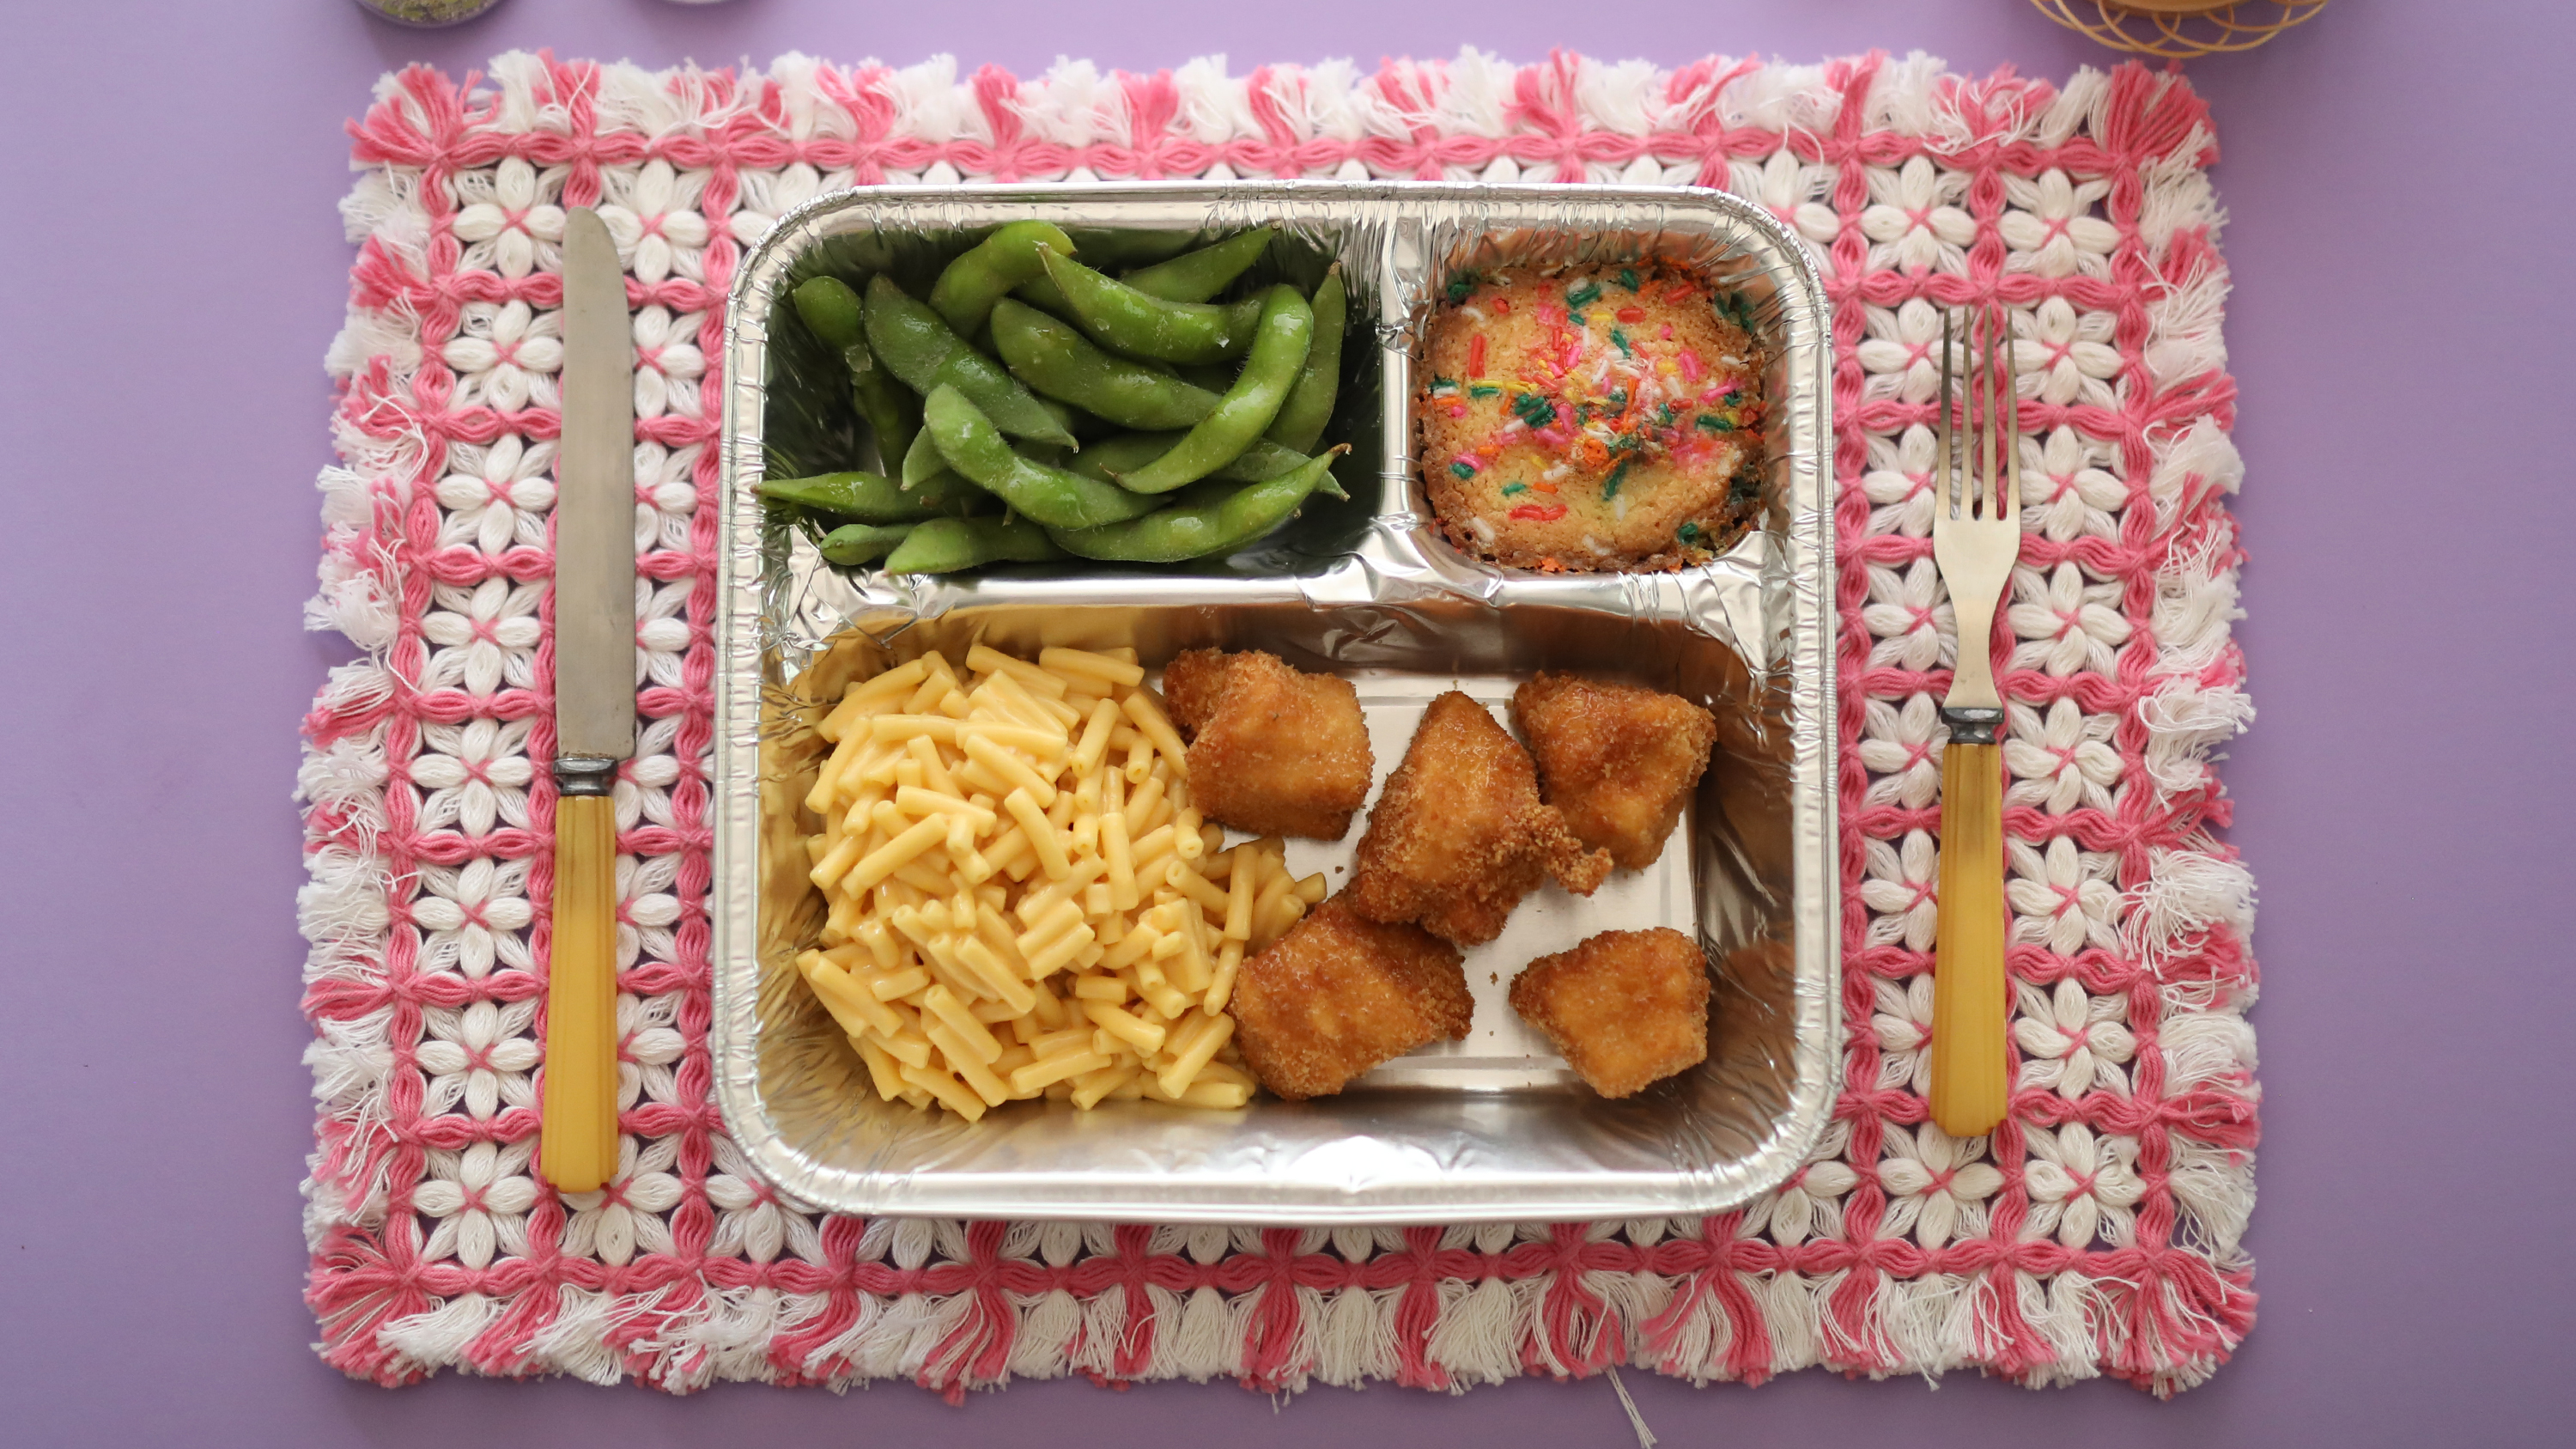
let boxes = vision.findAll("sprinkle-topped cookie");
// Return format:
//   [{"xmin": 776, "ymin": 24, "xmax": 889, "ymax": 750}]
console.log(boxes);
[{"xmin": 1418, "ymin": 262, "xmax": 1765, "ymax": 572}]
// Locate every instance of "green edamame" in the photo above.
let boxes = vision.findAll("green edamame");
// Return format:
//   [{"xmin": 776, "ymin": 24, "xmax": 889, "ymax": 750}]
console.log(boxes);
[
  {"xmin": 920, "ymin": 385, "xmax": 1166, "ymax": 531},
  {"xmin": 816, "ymin": 522, "xmax": 915, "ymax": 566},
  {"xmin": 989, "ymin": 298, "xmax": 1222, "ymax": 431},
  {"xmin": 1048, "ymin": 447, "xmax": 1346, "ymax": 563},
  {"xmin": 900, "ymin": 426, "xmax": 948, "ymax": 488},
  {"xmin": 1061, "ymin": 228, "xmax": 1198, "ymax": 267},
  {"xmin": 882, "ymin": 515, "xmax": 1065, "ymax": 574},
  {"xmin": 927, "ymin": 220, "xmax": 1078, "ymax": 338},
  {"xmin": 1068, "ymin": 432, "xmax": 1340, "ymax": 492},
  {"xmin": 862, "ymin": 275, "xmax": 1077, "ymax": 447},
  {"xmin": 1119, "ymin": 227, "xmax": 1275, "ymax": 302},
  {"xmin": 757, "ymin": 470, "xmax": 978, "ymax": 524},
  {"xmin": 1037, "ymin": 248, "xmax": 1261, "ymax": 366},
  {"xmin": 791, "ymin": 276, "xmax": 919, "ymax": 469},
  {"xmin": 1264, "ymin": 266, "xmax": 1344, "ymax": 453},
  {"xmin": 1109, "ymin": 284, "xmax": 1312, "ymax": 493}
]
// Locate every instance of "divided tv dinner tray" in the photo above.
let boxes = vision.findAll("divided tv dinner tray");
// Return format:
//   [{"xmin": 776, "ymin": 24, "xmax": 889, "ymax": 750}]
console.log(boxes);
[{"xmin": 710, "ymin": 182, "xmax": 1837, "ymax": 1223}]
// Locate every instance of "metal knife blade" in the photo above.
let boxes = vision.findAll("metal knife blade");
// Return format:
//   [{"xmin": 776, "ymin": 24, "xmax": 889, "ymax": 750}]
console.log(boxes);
[{"xmin": 555, "ymin": 207, "xmax": 636, "ymax": 769}]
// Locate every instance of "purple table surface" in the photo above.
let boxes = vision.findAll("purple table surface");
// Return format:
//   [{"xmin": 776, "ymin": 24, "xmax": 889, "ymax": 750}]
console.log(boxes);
[{"xmin": 3, "ymin": 0, "xmax": 2567, "ymax": 1444}]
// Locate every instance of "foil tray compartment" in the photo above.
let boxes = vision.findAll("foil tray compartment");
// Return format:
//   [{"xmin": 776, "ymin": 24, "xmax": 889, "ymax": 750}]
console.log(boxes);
[{"xmin": 713, "ymin": 182, "xmax": 1836, "ymax": 1223}]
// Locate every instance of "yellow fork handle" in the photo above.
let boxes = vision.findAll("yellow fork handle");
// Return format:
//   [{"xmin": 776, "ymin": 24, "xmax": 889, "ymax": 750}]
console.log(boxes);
[
  {"xmin": 541, "ymin": 793, "xmax": 620, "ymax": 1192},
  {"xmin": 1929, "ymin": 742, "xmax": 2008, "ymax": 1138}
]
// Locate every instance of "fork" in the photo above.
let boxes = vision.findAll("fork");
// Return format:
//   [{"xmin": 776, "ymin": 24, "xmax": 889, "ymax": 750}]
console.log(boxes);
[{"xmin": 1927, "ymin": 305, "xmax": 2019, "ymax": 1139}]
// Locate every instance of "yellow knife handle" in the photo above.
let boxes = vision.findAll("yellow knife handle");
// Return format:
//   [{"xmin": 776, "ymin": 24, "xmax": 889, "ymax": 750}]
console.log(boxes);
[
  {"xmin": 1929, "ymin": 740, "xmax": 2008, "ymax": 1138},
  {"xmin": 541, "ymin": 790, "xmax": 621, "ymax": 1192}
]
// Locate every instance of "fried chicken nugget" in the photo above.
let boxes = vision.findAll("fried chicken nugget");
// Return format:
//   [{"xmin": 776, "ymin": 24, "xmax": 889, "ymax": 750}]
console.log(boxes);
[
  {"xmin": 1509, "ymin": 928, "xmax": 1711, "ymax": 1098},
  {"xmin": 1346, "ymin": 691, "xmax": 1610, "ymax": 947},
  {"xmin": 1161, "ymin": 648, "xmax": 1373, "ymax": 840},
  {"xmin": 1510, "ymin": 673, "xmax": 1718, "ymax": 871},
  {"xmin": 1231, "ymin": 896, "xmax": 1473, "ymax": 1099}
]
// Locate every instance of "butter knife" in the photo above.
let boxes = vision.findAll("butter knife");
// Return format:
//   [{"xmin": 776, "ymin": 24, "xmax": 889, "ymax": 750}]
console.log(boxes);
[{"xmin": 539, "ymin": 206, "xmax": 635, "ymax": 1193}]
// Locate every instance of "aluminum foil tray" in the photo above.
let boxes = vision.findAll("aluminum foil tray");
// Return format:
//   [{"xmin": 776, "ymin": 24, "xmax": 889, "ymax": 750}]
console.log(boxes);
[{"xmin": 713, "ymin": 182, "xmax": 1836, "ymax": 1223}]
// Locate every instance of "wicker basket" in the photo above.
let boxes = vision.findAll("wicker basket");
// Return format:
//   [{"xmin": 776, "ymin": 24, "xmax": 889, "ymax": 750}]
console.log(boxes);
[{"xmin": 2031, "ymin": 0, "xmax": 2330, "ymax": 58}]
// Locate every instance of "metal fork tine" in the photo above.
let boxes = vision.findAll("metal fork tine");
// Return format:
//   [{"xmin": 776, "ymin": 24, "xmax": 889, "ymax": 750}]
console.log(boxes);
[
  {"xmin": 1937, "ymin": 307, "xmax": 1954, "ymax": 520},
  {"xmin": 1967, "ymin": 305, "xmax": 1988, "ymax": 520},
  {"xmin": 1998, "ymin": 304, "xmax": 2020, "ymax": 523}
]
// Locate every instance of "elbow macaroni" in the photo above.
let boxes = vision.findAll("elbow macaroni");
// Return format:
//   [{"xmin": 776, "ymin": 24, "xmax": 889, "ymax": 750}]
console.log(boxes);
[{"xmin": 775, "ymin": 643, "xmax": 1321, "ymax": 1117}]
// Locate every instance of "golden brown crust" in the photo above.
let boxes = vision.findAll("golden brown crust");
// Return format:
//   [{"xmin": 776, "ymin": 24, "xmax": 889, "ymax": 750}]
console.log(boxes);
[
  {"xmin": 1162, "ymin": 648, "xmax": 1372, "ymax": 841},
  {"xmin": 1231, "ymin": 896, "xmax": 1473, "ymax": 1100},
  {"xmin": 1346, "ymin": 691, "xmax": 1610, "ymax": 946},
  {"xmin": 1509, "ymin": 927, "xmax": 1711, "ymax": 1098},
  {"xmin": 1510, "ymin": 673, "xmax": 1720, "ymax": 871},
  {"xmin": 1418, "ymin": 262, "xmax": 1765, "ymax": 573}
]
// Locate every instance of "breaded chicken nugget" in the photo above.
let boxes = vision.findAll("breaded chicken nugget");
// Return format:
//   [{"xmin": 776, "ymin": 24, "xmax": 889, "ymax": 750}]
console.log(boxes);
[
  {"xmin": 1162, "ymin": 648, "xmax": 1373, "ymax": 840},
  {"xmin": 1509, "ymin": 928, "xmax": 1711, "ymax": 1098},
  {"xmin": 1346, "ymin": 691, "xmax": 1610, "ymax": 946},
  {"xmin": 1231, "ymin": 896, "xmax": 1473, "ymax": 1099},
  {"xmin": 1510, "ymin": 673, "xmax": 1718, "ymax": 871}
]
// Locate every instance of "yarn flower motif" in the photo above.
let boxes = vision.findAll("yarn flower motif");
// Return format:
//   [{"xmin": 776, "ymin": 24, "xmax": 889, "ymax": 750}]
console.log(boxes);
[
  {"xmin": 451, "ymin": 155, "xmax": 566, "ymax": 280},
  {"xmin": 1857, "ymin": 156, "xmax": 1976, "ymax": 274},
  {"xmin": 2017, "ymin": 426, "xmax": 2125, "ymax": 544},
  {"xmin": 596, "ymin": 160, "xmax": 712, "ymax": 285},
  {"xmin": 410, "ymin": 855, "xmax": 535, "ymax": 979},
  {"xmin": 614, "ymin": 990, "xmax": 688, "ymax": 1112},
  {"xmin": 2002, "ymin": 696, "xmax": 2122, "ymax": 815},
  {"xmin": 420, "ymin": 575, "xmax": 544, "ymax": 697},
  {"xmin": 443, "ymin": 299, "xmax": 562, "ymax": 413},
  {"xmin": 410, "ymin": 716, "xmax": 536, "ymax": 837},
  {"xmin": 632, "ymin": 440, "xmax": 703, "ymax": 554},
  {"xmin": 1998, "ymin": 168, "xmax": 2118, "ymax": 280},
  {"xmin": 1729, "ymin": 148, "xmax": 1841, "ymax": 246},
  {"xmin": 434, "ymin": 434, "xmax": 558, "ymax": 557},
  {"xmin": 560, "ymin": 1136, "xmax": 683, "ymax": 1268},
  {"xmin": 1860, "ymin": 424, "xmax": 1938, "ymax": 538},
  {"xmin": 706, "ymin": 1136, "xmax": 822, "ymax": 1263},
  {"xmin": 2012, "ymin": 296, "xmax": 2123, "ymax": 409},
  {"xmin": 728, "ymin": 161, "xmax": 845, "ymax": 247},
  {"xmin": 2012, "ymin": 977, "xmax": 2136, "ymax": 1099},
  {"xmin": 1877, "ymin": 1123, "xmax": 2004, "ymax": 1250},
  {"xmin": 412, "ymin": 1140, "xmax": 539, "ymax": 1269},
  {"xmin": 1862, "ymin": 557, "xmax": 1954, "ymax": 673},
  {"xmin": 1856, "ymin": 299, "xmax": 1948, "ymax": 405},
  {"xmin": 2022, "ymin": 1122, "xmax": 2144, "ymax": 1248},
  {"xmin": 617, "ymin": 717, "xmax": 688, "ymax": 831},
  {"xmin": 2008, "ymin": 561, "xmax": 2132, "ymax": 679},
  {"xmin": 630, "ymin": 307, "xmax": 707, "ymax": 420},
  {"xmin": 1870, "ymin": 972, "xmax": 1937, "ymax": 1094},
  {"xmin": 614, "ymin": 852, "xmax": 685, "ymax": 972},
  {"xmin": 1856, "ymin": 692, "xmax": 1945, "ymax": 812},
  {"xmin": 2006, "ymin": 836, "xmax": 2123, "ymax": 956},
  {"xmin": 1762, "ymin": 1122, "xmax": 1857, "ymax": 1245},
  {"xmin": 416, "ymin": 997, "xmax": 540, "ymax": 1120},
  {"xmin": 1858, "ymin": 830, "xmax": 1941, "ymax": 953},
  {"xmin": 635, "ymin": 577, "xmax": 697, "ymax": 691}
]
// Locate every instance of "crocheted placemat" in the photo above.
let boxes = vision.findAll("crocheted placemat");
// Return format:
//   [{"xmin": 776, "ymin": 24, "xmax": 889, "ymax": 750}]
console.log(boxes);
[{"xmin": 297, "ymin": 47, "xmax": 2259, "ymax": 1397}]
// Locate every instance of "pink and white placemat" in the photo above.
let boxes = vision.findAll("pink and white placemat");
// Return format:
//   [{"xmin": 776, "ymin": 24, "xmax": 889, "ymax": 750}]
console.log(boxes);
[{"xmin": 296, "ymin": 47, "xmax": 2258, "ymax": 1397}]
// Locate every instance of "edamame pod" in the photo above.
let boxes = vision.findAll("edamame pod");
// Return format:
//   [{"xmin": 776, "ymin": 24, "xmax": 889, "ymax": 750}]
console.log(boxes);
[
  {"xmin": 1047, "ymin": 447, "xmax": 1346, "ymax": 563},
  {"xmin": 1037, "ymin": 248, "xmax": 1261, "ymax": 366},
  {"xmin": 899, "ymin": 423, "xmax": 947, "ymax": 488},
  {"xmin": 920, "ymin": 385, "xmax": 1165, "ymax": 531},
  {"xmin": 1119, "ymin": 227, "xmax": 1275, "ymax": 302},
  {"xmin": 927, "ymin": 220, "xmax": 1078, "ymax": 338},
  {"xmin": 1067, "ymin": 432, "xmax": 1340, "ymax": 491},
  {"xmin": 1109, "ymin": 284, "xmax": 1312, "ymax": 493},
  {"xmin": 791, "ymin": 276, "xmax": 919, "ymax": 468},
  {"xmin": 816, "ymin": 522, "xmax": 916, "ymax": 566},
  {"xmin": 990, "ymin": 299, "xmax": 1222, "ymax": 431},
  {"xmin": 883, "ymin": 516, "xmax": 1066, "ymax": 574},
  {"xmin": 757, "ymin": 470, "xmax": 978, "ymax": 524},
  {"xmin": 1061, "ymin": 228, "xmax": 1199, "ymax": 267},
  {"xmin": 862, "ymin": 275, "xmax": 1077, "ymax": 447},
  {"xmin": 1264, "ymin": 266, "xmax": 1344, "ymax": 453}
]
